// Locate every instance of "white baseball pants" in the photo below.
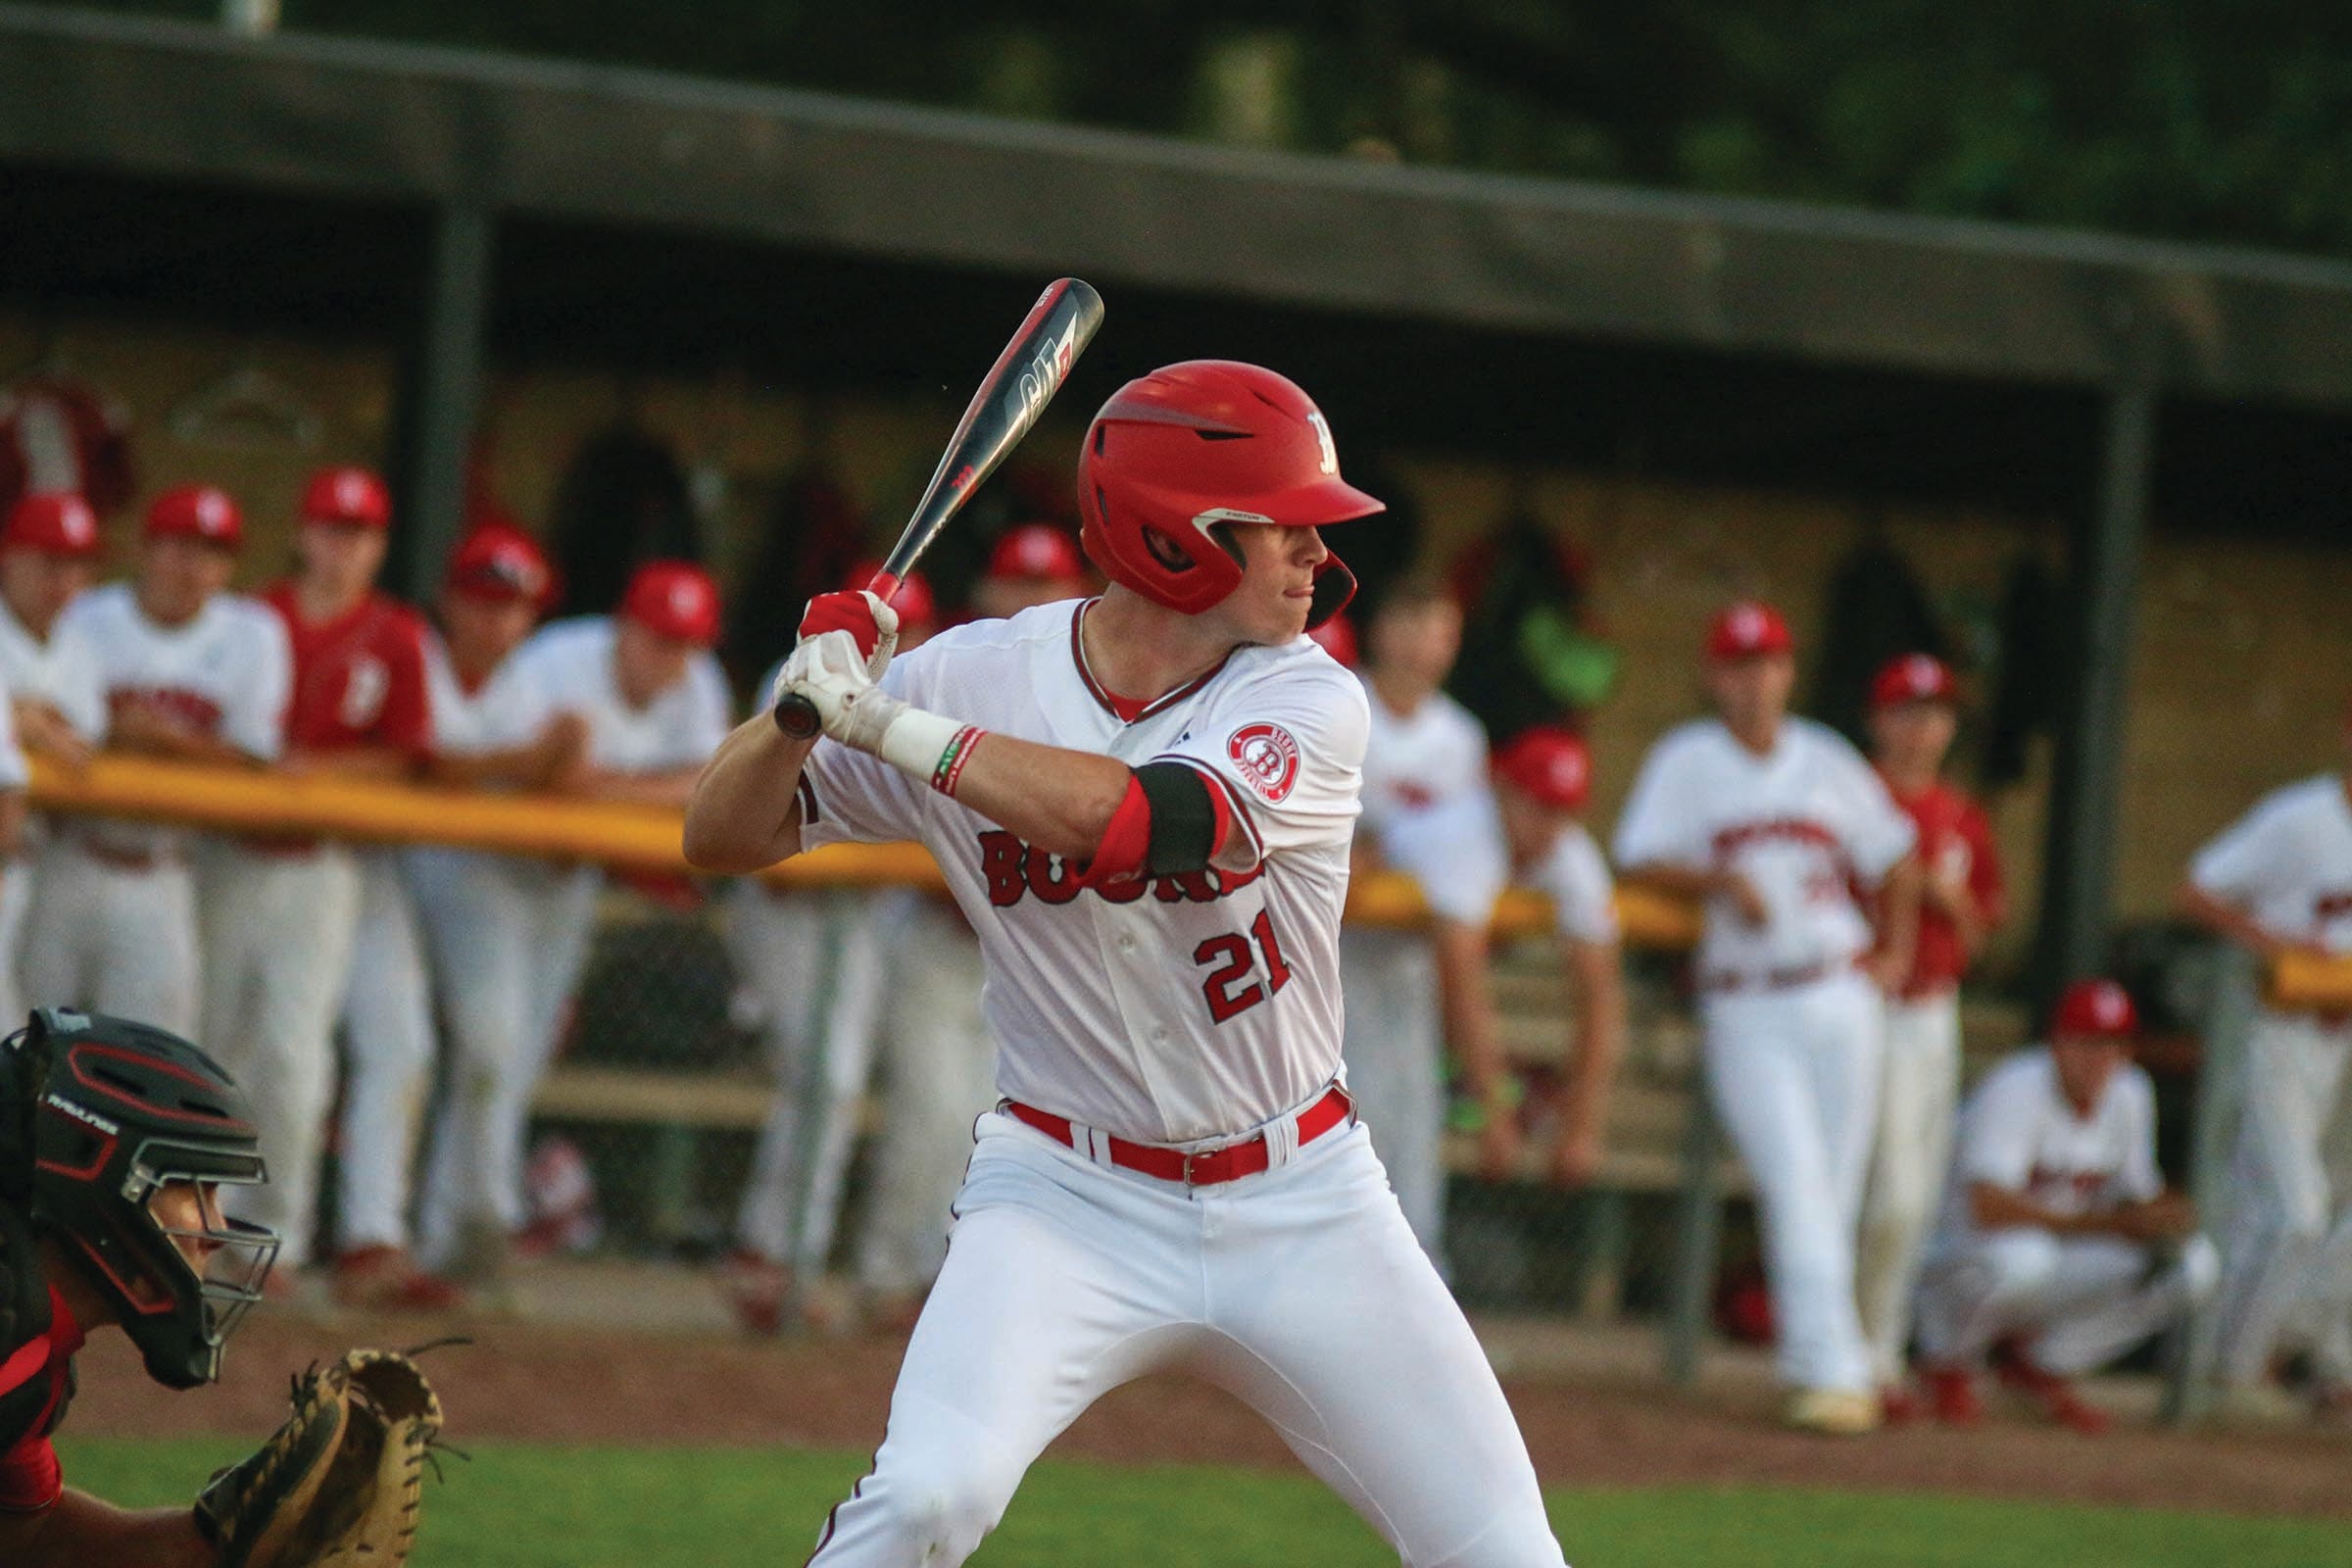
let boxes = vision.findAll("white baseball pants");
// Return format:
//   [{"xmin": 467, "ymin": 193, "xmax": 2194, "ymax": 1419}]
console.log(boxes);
[
  {"xmin": 410, "ymin": 850, "xmax": 600, "ymax": 1266},
  {"xmin": 1916, "ymin": 1229, "xmax": 2220, "ymax": 1374},
  {"xmin": 20, "ymin": 836, "xmax": 199, "ymax": 1034},
  {"xmin": 805, "ymin": 1110, "xmax": 1566, "ymax": 1567},
  {"xmin": 201, "ymin": 842, "xmax": 364, "ymax": 1268},
  {"xmin": 1338, "ymin": 925, "xmax": 1446, "ymax": 1269},
  {"xmin": 0, "ymin": 853, "xmax": 31, "ymax": 1026},
  {"xmin": 1700, "ymin": 972, "xmax": 1884, "ymax": 1394},
  {"xmin": 333, "ymin": 850, "xmax": 440, "ymax": 1253},
  {"xmin": 2213, "ymin": 1009, "xmax": 2352, "ymax": 1386},
  {"xmin": 1855, "ymin": 991, "xmax": 1961, "ymax": 1385}
]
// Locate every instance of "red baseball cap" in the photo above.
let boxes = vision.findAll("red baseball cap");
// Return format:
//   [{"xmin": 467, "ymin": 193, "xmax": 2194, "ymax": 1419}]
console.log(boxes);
[
  {"xmin": 2, "ymin": 493, "xmax": 101, "ymax": 558},
  {"xmin": 1871, "ymin": 653, "xmax": 1959, "ymax": 710},
  {"xmin": 986, "ymin": 524, "xmax": 1087, "ymax": 588},
  {"xmin": 1493, "ymin": 726, "xmax": 1594, "ymax": 812},
  {"xmin": 1307, "ymin": 611, "xmax": 1358, "ymax": 668},
  {"xmin": 445, "ymin": 523, "xmax": 554, "ymax": 606},
  {"xmin": 620, "ymin": 560, "xmax": 721, "ymax": 647},
  {"xmin": 1706, "ymin": 600, "xmax": 1793, "ymax": 662},
  {"xmin": 2049, "ymin": 979, "xmax": 2138, "ymax": 1041},
  {"xmin": 146, "ymin": 485, "xmax": 243, "ymax": 549},
  {"xmin": 300, "ymin": 466, "xmax": 392, "ymax": 529}
]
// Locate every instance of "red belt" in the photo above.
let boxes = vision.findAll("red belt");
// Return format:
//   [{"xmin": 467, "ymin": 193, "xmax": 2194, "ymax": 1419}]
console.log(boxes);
[
  {"xmin": 73, "ymin": 833, "xmax": 174, "ymax": 873},
  {"xmin": 1004, "ymin": 1086, "xmax": 1353, "ymax": 1189},
  {"xmin": 1700, "ymin": 956, "xmax": 1864, "ymax": 995}
]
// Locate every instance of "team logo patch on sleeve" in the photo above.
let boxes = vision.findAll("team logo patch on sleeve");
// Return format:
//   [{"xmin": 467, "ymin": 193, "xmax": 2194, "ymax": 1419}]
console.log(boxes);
[{"xmin": 1227, "ymin": 722, "xmax": 1301, "ymax": 804}]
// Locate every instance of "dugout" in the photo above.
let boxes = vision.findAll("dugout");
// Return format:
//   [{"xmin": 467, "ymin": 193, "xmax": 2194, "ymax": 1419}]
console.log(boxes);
[{"xmin": 7, "ymin": 4, "xmax": 2350, "ymax": 987}]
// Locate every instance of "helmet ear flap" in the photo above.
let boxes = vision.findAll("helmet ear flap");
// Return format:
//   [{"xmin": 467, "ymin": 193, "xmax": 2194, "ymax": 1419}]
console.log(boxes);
[{"xmin": 1306, "ymin": 553, "xmax": 1357, "ymax": 631}]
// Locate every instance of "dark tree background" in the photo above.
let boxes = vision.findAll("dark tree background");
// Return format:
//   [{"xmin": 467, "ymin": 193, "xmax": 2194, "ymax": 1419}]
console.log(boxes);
[{"xmin": 86, "ymin": 2, "xmax": 2352, "ymax": 256}]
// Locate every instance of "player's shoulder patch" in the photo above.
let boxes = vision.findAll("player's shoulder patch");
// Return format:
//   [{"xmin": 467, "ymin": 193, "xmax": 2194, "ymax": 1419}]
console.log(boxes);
[{"xmin": 1227, "ymin": 720, "xmax": 1302, "ymax": 804}]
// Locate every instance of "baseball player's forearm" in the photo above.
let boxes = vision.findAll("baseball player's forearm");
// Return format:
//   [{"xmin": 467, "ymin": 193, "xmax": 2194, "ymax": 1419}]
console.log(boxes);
[
  {"xmin": 285, "ymin": 744, "xmax": 419, "ymax": 782},
  {"xmin": 1969, "ymin": 1182, "xmax": 2152, "ymax": 1241},
  {"xmin": 939, "ymin": 732, "xmax": 1133, "ymax": 863},
  {"xmin": 1431, "ymin": 918, "xmax": 1507, "ymax": 1103},
  {"xmin": 2175, "ymin": 880, "xmax": 2289, "ymax": 957},
  {"xmin": 1619, "ymin": 861, "xmax": 1726, "ymax": 904},
  {"xmin": 1873, "ymin": 853, "xmax": 1924, "ymax": 976},
  {"xmin": 0, "ymin": 1492, "xmax": 213, "ymax": 1568},
  {"xmin": 684, "ymin": 716, "xmax": 817, "ymax": 872},
  {"xmin": 1557, "ymin": 939, "xmax": 1627, "ymax": 1148}
]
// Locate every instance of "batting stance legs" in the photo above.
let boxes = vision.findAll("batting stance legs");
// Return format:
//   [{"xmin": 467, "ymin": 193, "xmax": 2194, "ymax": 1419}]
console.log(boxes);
[
  {"xmin": 1339, "ymin": 926, "xmax": 1448, "ymax": 1268},
  {"xmin": 1701, "ymin": 975, "xmax": 1883, "ymax": 1396},
  {"xmin": 807, "ymin": 1111, "xmax": 1563, "ymax": 1568}
]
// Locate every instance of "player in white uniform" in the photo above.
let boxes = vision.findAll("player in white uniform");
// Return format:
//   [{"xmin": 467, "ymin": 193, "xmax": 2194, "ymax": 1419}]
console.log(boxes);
[
  {"xmin": 1342, "ymin": 576, "xmax": 1512, "ymax": 1266},
  {"xmin": 415, "ymin": 559, "xmax": 730, "ymax": 1283},
  {"xmin": 28, "ymin": 487, "xmax": 289, "ymax": 1042},
  {"xmin": 1912, "ymin": 980, "xmax": 2217, "ymax": 1434},
  {"xmin": 722, "ymin": 570, "xmax": 995, "ymax": 1336},
  {"xmin": 1489, "ymin": 728, "xmax": 1626, "ymax": 1189},
  {"xmin": 0, "ymin": 493, "xmax": 107, "ymax": 1017},
  {"xmin": 2180, "ymin": 717, "xmax": 2352, "ymax": 1414},
  {"xmin": 687, "ymin": 361, "xmax": 1568, "ymax": 1567},
  {"xmin": 1613, "ymin": 601, "xmax": 1920, "ymax": 1435}
]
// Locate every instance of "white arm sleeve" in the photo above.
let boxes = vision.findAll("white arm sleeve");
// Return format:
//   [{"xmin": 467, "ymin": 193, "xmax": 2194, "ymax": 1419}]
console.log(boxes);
[{"xmin": 1612, "ymin": 734, "xmax": 1702, "ymax": 871}]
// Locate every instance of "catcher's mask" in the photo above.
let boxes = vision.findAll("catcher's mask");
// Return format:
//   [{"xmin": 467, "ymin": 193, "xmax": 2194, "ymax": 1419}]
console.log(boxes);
[{"xmin": 0, "ymin": 1007, "xmax": 278, "ymax": 1388}]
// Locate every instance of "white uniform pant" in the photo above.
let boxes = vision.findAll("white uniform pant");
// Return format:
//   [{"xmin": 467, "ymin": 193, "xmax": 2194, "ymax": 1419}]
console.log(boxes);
[
  {"xmin": 734, "ymin": 890, "xmax": 994, "ymax": 1296},
  {"xmin": 334, "ymin": 850, "xmax": 440, "ymax": 1253},
  {"xmin": 200, "ymin": 842, "xmax": 364, "ymax": 1268},
  {"xmin": 20, "ymin": 837, "xmax": 199, "ymax": 1034},
  {"xmin": 1700, "ymin": 972, "xmax": 1883, "ymax": 1394},
  {"xmin": 1916, "ymin": 1229, "xmax": 2221, "ymax": 1375},
  {"xmin": 806, "ymin": 1111, "xmax": 1565, "ymax": 1568},
  {"xmin": 2213, "ymin": 1009, "xmax": 2352, "ymax": 1385},
  {"xmin": 1855, "ymin": 991, "xmax": 1961, "ymax": 1385},
  {"xmin": 0, "ymin": 851, "xmax": 31, "ymax": 1026},
  {"xmin": 1338, "ymin": 926, "xmax": 1446, "ymax": 1268},
  {"xmin": 410, "ymin": 851, "xmax": 600, "ymax": 1266}
]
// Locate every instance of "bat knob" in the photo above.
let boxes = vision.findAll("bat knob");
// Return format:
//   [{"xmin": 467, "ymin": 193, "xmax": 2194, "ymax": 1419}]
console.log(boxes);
[{"xmin": 772, "ymin": 692, "xmax": 823, "ymax": 740}]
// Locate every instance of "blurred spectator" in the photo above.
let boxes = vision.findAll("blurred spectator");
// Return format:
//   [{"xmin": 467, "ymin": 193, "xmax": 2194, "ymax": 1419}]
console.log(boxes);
[
  {"xmin": 723, "ymin": 570, "xmax": 992, "ymax": 1334},
  {"xmin": 1913, "ymin": 980, "xmax": 2217, "ymax": 1435},
  {"xmin": 970, "ymin": 523, "xmax": 1090, "ymax": 621},
  {"xmin": 1858, "ymin": 655, "xmax": 2005, "ymax": 1419},
  {"xmin": 1449, "ymin": 514, "xmax": 1615, "ymax": 744},
  {"xmin": 1489, "ymin": 727, "xmax": 1626, "ymax": 1189},
  {"xmin": 1341, "ymin": 576, "xmax": 1512, "ymax": 1268},
  {"xmin": 25, "ymin": 486, "xmax": 282, "ymax": 1039},
  {"xmin": 0, "ymin": 494, "xmax": 105, "ymax": 1018},
  {"xmin": 1613, "ymin": 601, "xmax": 1920, "ymax": 1435},
  {"xmin": 416, "ymin": 559, "xmax": 729, "ymax": 1289},
  {"xmin": 2179, "ymin": 703, "xmax": 2352, "ymax": 1419},
  {"xmin": 257, "ymin": 466, "xmax": 459, "ymax": 1308}
]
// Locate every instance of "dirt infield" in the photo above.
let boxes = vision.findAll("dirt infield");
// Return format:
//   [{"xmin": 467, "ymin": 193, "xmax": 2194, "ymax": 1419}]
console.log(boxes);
[{"xmin": 66, "ymin": 1271, "xmax": 2348, "ymax": 1523}]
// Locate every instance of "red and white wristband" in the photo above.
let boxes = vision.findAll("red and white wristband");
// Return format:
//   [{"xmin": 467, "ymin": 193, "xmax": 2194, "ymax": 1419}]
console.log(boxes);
[{"xmin": 872, "ymin": 703, "xmax": 987, "ymax": 799}]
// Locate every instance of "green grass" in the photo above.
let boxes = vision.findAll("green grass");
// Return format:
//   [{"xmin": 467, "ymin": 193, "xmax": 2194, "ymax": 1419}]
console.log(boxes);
[{"xmin": 61, "ymin": 1437, "xmax": 2350, "ymax": 1568}]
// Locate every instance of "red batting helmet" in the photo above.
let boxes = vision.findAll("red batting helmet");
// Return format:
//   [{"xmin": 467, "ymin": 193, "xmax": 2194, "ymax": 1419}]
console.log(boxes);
[
  {"xmin": 299, "ymin": 466, "xmax": 392, "ymax": 529},
  {"xmin": 2049, "ymin": 978, "xmax": 2138, "ymax": 1041},
  {"xmin": 1076, "ymin": 360, "xmax": 1381, "ymax": 630},
  {"xmin": 1493, "ymin": 726, "xmax": 1594, "ymax": 812}
]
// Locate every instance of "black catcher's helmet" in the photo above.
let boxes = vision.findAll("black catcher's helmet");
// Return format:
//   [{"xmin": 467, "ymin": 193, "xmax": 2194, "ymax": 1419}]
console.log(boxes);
[{"xmin": 0, "ymin": 1008, "xmax": 278, "ymax": 1388}]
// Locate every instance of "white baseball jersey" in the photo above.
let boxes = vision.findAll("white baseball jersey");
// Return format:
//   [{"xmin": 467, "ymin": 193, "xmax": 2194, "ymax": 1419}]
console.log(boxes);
[
  {"xmin": 1934, "ymin": 1047, "xmax": 2162, "ymax": 1247},
  {"xmin": 420, "ymin": 631, "xmax": 543, "ymax": 760},
  {"xmin": 1613, "ymin": 716, "xmax": 1914, "ymax": 980},
  {"xmin": 0, "ymin": 673, "xmax": 25, "ymax": 792},
  {"xmin": 1522, "ymin": 822, "xmax": 1618, "ymax": 946},
  {"xmin": 506, "ymin": 617, "xmax": 730, "ymax": 771},
  {"xmin": 1357, "ymin": 684, "xmax": 1506, "ymax": 925},
  {"xmin": 0, "ymin": 598, "xmax": 105, "ymax": 743},
  {"xmin": 2188, "ymin": 774, "xmax": 2352, "ymax": 956},
  {"xmin": 800, "ymin": 599, "xmax": 1364, "ymax": 1144}
]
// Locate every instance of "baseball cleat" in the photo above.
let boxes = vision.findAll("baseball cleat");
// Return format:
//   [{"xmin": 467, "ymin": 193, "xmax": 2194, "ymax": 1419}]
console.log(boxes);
[
  {"xmin": 1918, "ymin": 1362, "xmax": 1983, "ymax": 1426},
  {"xmin": 331, "ymin": 1246, "xmax": 468, "ymax": 1312},
  {"xmin": 1878, "ymin": 1382, "xmax": 1924, "ymax": 1426},
  {"xmin": 1993, "ymin": 1353, "xmax": 2110, "ymax": 1436},
  {"xmin": 1783, "ymin": 1388, "xmax": 1882, "ymax": 1436},
  {"xmin": 716, "ymin": 1248, "xmax": 793, "ymax": 1337}
]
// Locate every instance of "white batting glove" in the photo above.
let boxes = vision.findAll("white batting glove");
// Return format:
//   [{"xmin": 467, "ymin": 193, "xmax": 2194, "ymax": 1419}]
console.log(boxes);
[
  {"xmin": 798, "ymin": 589, "xmax": 899, "ymax": 683},
  {"xmin": 778, "ymin": 629, "xmax": 905, "ymax": 753}
]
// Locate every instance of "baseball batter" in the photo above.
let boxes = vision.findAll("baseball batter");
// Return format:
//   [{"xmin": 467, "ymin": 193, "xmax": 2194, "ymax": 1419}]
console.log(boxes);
[
  {"xmin": 1488, "ymin": 727, "xmax": 1626, "ymax": 1189},
  {"xmin": 258, "ymin": 466, "xmax": 456, "ymax": 1304},
  {"xmin": 1613, "ymin": 601, "xmax": 1920, "ymax": 1434},
  {"xmin": 1343, "ymin": 576, "xmax": 1513, "ymax": 1265},
  {"xmin": 1857, "ymin": 654, "xmax": 2004, "ymax": 1414},
  {"xmin": 2181, "ymin": 713, "xmax": 2352, "ymax": 1412},
  {"xmin": 27, "ymin": 487, "xmax": 288, "ymax": 1040},
  {"xmin": 687, "ymin": 361, "xmax": 1567, "ymax": 1567},
  {"xmin": 1912, "ymin": 980, "xmax": 2216, "ymax": 1434},
  {"xmin": 0, "ymin": 493, "xmax": 100, "ymax": 1020},
  {"xmin": 415, "ymin": 559, "xmax": 729, "ymax": 1283}
]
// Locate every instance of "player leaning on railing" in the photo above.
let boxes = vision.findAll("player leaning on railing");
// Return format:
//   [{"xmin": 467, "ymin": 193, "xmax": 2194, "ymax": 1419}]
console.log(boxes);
[{"xmin": 688, "ymin": 360, "xmax": 1570, "ymax": 1565}]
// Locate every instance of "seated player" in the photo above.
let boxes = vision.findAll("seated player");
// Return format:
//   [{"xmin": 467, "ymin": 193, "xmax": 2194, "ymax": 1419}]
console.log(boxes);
[
  {"xmin": 1911, "ymin": 979, "xmax": 2218, "ymax": 1434},
  {"xmin": 1, "ymin": 1007, "xmax": 278, "ymax": 1566}
]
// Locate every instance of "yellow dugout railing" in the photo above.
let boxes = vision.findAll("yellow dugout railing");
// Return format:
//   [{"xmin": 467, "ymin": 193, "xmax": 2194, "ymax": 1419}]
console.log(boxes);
[{"xmin": 24, "ymin": 754, "xmax": 1703, "ymax": 946}]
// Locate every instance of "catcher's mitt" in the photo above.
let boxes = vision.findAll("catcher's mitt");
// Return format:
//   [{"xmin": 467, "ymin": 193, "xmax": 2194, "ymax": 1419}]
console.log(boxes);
[{"xmin": 195, "ymin": 1348, "xmax": 447, "ymax": 1568}]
